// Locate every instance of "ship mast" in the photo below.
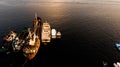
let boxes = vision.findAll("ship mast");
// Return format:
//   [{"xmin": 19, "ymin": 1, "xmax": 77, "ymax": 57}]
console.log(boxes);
[
  {"xmin": 32, "ymin": 13, "xmax": 37, "ymax": 34},
  {"xmin": 35, "ymin": 13, "xmax": 37, "ymax": 20}
]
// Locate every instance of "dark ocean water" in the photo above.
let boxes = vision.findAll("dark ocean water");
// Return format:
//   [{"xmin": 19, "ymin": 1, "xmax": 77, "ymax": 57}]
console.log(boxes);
[{"xmin": 0, "ymin": 2, "xmax": 120, "ymax": 67}]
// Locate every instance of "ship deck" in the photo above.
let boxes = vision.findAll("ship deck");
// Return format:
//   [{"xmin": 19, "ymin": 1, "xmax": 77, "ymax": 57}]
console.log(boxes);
[
  {"xmin": 23, "ymin": 38, "xmax": 40, "ymax": 60},
  {"xmin": 41, "ymin": 22, "xmax": 51, "ymax": 43}
]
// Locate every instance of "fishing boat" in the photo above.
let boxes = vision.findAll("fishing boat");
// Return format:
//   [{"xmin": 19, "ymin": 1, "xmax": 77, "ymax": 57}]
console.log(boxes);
[
  {"xmin": 115, "ymin": 43, "xmax": 120, "ymax": 51},
  {"xmin": 56, "ymin": 31, "xmax": 61, "ymax": 38}
]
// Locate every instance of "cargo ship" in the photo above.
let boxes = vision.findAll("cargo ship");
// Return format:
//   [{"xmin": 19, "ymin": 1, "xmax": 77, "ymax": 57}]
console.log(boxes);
[{"xmin": 22, "ymin": 14, "xmax": 41, "ymax": 60}]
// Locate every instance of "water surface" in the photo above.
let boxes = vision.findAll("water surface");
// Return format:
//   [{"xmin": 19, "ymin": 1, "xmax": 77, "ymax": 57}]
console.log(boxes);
[{"xmin": 0, "ymin": 2, "xmax": 120, "ymax": 67}]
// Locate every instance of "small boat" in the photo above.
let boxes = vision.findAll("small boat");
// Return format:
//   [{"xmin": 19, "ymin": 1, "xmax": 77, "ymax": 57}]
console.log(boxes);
[
  {"xmin": 51, "ymin": 29, "xmax": 57, "ymax": 39},
  {"xmin": 115, "ymin": 43, "xmax": 120, "ymax": 51},
  {"xmin": 51, "ymin": 29, "xmax": 61, "ymax": 39},
  {"xmin": 56, "ymin": 31, "xmax": 61, "ymax": 38}
]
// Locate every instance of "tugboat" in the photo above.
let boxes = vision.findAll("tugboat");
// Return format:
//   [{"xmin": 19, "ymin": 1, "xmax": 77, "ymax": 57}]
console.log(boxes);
[{"xmin": 56, "ymin": 31, "xmax": 61, "ymax": 38}]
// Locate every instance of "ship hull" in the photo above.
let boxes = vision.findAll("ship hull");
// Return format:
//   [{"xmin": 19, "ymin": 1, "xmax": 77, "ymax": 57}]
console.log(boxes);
[{"xmin": 23, "ymin": 38, "xmax": 40, "ymax": 60}]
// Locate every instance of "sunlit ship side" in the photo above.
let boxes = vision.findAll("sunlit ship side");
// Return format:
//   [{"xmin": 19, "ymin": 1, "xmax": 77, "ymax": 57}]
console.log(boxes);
[
  {"xmin": 22, "ymin": 30, "xmax": 40, "ymax": 60},
  {"xmin": 41, "ymin": 21, "xmax": 51, "ymax": 43},
  {"xmin": 23, "ymin": 14, "xmax": 41, "ymax": 60}
]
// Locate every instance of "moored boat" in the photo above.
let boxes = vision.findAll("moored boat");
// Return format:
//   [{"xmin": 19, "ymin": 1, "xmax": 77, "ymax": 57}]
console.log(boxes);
[
  {"xmin": 23, "ymin": 14, "xmax": 41, "ymax": 60},
  {"xmin": 23, "ymin": 35, "xmax": 40, "ymax": 60},
  {"xmin": 51, "ymin": 29, "xmax": 57, "ymax": 39},
  {"xmin": 56, "ymin": 31, "xmax": 61, "ymax": 38},
  {"xmin": 41, "ymin": 21, "xmax": 51, "ymax": 43}
]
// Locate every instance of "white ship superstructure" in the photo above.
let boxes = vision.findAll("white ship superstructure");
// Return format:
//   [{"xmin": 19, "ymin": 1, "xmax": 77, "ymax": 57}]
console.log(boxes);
[
  {"xmin": 41, "ymin": 21, "xmax": 51, "ymax": 43},
  {"xmin": 51, "ymin": 29, "xmax": 57, "ymax": 39}
]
